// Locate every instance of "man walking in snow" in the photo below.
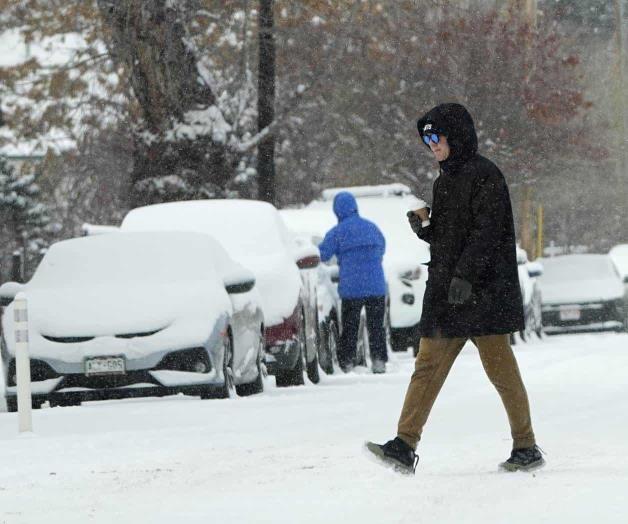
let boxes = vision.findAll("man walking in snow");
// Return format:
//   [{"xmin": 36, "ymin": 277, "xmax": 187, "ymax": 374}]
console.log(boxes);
[
  {"xmin": 319, "ymin": 192, "xmax": 388, "ymax": 374},
  {"xmin": 367, "ymin": 103, "xmax": 543, "ymax": 473}
]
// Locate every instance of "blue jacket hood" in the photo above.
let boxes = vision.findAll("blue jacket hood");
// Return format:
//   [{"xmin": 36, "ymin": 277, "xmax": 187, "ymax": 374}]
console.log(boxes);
[{"xmin": 333, "ymin": 192, "xmax": 358, "ymax": 221}]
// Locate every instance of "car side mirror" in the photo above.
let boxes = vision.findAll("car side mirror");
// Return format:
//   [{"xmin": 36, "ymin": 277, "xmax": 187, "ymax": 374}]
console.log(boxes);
[
  {"xmin": 527, "ymin": 261, "xmax": 543, "ymax": 278},
  {"xmin": 223, "ymin": 268, "xmax": 256, "ymax": 294},
  {"xmin": 297, "ymin": 255, "xmax": 320, "ymax": 270},
  {"xmin": 293, "ymin": 244, "xmax": 320, "ymax": 269},
  {"xmin": 0, "ymin": 281, "xmax": 25, "ymax": 306},
  {"xmin": 225, "ymin": 279, "xmax": 256, "ymax": 294}
]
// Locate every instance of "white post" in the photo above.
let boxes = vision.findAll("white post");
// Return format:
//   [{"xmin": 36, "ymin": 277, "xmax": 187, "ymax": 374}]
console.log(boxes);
[{"xmin": 14, "ymin": 292, "xmax": 32, "ymax": 432}]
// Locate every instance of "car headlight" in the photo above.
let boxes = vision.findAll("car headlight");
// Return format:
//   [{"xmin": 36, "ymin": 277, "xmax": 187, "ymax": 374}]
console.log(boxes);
[{"xmin": 400, "ymin": 267, "xmax": 422, "ymax": 281}]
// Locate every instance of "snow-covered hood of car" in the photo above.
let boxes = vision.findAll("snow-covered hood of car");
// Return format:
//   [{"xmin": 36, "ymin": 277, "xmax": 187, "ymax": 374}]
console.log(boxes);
[
  {"xmin": 4, "ymin": 280, "xmax": 232, "ymax": 340},
  {"xmin": 541, "ymin": 278, "xmax": 624, "ymax": 305}
]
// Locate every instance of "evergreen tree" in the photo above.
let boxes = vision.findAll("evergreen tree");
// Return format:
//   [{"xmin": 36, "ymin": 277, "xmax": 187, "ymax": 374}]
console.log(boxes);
[{"xmin": 0, "ymin": 155, "xmax": 52, "ymax": 280}]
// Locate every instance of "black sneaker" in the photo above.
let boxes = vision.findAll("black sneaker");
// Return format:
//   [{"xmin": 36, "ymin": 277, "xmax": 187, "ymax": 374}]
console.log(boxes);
[
  {"xmin": 365, "ymin": 437, "xmax": 419, "ymax": 474},
  {"xmin": 499, "ymin": 445, "xmax": 545, "ymax": 472}
]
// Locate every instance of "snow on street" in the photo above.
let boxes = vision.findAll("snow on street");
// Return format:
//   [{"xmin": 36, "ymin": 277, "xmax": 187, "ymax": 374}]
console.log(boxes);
[{"xmin": 1, "ymin": 333, "xmax": 627, "ymax": 523}]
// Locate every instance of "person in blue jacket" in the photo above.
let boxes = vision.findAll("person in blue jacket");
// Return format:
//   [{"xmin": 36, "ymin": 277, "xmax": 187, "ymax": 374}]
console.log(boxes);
[{"xmin": 319, "ymin": 192, "xmax": 388, "ymax": 373}]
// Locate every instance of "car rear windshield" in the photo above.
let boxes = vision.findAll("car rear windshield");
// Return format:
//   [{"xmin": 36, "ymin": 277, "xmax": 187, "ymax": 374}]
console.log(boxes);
[
  {"xmin": 541, "ymin": 255, "xmax": 618, "ymax": 282},
  {"xmin": 122, "ymin": 201, "xmax": 287, "ymax": 257}
]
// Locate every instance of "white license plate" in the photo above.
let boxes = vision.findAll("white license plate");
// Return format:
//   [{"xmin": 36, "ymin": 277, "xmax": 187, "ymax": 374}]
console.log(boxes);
[
  {"xmin": 85, "ymin": 357, "xmax": 126, "ymax": 376},
  {"xmin": 559, "ymin": 306, "xmax": 581, "ymax": 321}
]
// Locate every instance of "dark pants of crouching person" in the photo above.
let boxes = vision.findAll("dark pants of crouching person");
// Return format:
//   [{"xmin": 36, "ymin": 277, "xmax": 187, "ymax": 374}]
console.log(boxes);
[{"xmin": 340, "ymin": 295, "xmax": 387, "ymax": 369}]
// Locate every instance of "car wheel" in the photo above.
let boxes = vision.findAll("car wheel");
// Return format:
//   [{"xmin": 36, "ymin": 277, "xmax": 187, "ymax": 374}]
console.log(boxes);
[
  {"xmin": 6, "ymin": 397, "xmax": 44, "ymax": 411},
  {"xmin": 275, "ymin": 311, "xmax": 306, "ymax": 387},
  {"xmin": 236, "ymin": 330, "xmax": 265, "ymax": 397},
  {"xmin": 219, "ymin": 331, "xmax": 236, "ymax": 399},
  {"xmin": 6, "ymin": 397, "xmax": 17, "ymax": 412},
  {"xmin": 51, "ymin": 398, "xmax": 81, "ymax": 408},
  {"xmin": 320, "ymin": 318, "xmax": 339, "ymax": 375},
  {"xmin": 390, "ymin": 330, "xmax": 408, "ymax": 353}
]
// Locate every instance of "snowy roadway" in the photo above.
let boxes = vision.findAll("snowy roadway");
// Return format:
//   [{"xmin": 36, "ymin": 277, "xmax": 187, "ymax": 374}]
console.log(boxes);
[{"xmin": 1, "ymin": 333, "xmax": 627, "ymax": 523}]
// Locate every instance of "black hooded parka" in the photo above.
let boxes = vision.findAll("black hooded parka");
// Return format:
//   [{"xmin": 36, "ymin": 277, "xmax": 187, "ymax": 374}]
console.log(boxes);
[{"xmin": 415, "ymin": 103, "xmax": 524, "ymax": 338}]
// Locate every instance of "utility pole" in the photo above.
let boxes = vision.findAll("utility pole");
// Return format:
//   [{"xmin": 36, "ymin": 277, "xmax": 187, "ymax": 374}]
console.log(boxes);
[
  {"xmin": 614, "ymin": 0, "xmax": 626, "ymax": 198},
  {"xmin": 257, "ymin": 0, "xmax": 276, "ymax": 205},
  {"xmin": 507, "ymin": 0, "xmax": 536, "ymax": 25},
  {"xmin": 510, "ymin": 0, "xmax": 538, "ymax": 257}
]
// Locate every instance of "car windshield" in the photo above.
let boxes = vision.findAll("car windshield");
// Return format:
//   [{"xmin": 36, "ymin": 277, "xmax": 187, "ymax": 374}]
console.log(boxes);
[
  {"xmin": 122, "ymin": 200, "xmax": 286, "ymax": 258},
  {"xmin": 30, "ymin": 232, "xmax": 218, "ymax": 288},
  {"xmin": 541, "ymin": 255, "xmax": 618, "ymax": 283}
]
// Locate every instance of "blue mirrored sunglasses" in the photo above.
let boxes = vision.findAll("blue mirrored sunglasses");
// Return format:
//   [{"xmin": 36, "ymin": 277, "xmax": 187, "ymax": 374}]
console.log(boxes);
[{"xmin": 422, "ymin": 133, "xmax": 440, "ymax": 146}]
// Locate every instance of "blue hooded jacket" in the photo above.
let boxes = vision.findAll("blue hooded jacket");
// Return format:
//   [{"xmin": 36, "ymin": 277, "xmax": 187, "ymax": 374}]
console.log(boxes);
[{"xmin": 319, "ymin": 192, "xmax": 387, "ymax": 299}]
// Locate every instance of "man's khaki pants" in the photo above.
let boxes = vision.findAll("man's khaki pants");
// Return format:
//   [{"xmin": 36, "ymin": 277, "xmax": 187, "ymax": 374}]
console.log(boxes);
[{"xmin": 397, "ymin": 334, "xmax": 536, "ymax": 450}]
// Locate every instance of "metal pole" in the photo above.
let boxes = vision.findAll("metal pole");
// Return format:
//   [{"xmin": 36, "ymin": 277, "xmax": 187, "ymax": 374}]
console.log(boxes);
[
  {"xmin": 14, "ymin": 293, "xmax": 33, "ymax": 432},
  {"xmin": 257, "ymin": 0, "xmax": 276, "ymax": 204},
  {"xmin": 614, "ymin": 0, "xmax": 627, "ymax": 198},
  {"xmin": 536, "ymin": 204, "xmax": 544, "ymax": 259}
]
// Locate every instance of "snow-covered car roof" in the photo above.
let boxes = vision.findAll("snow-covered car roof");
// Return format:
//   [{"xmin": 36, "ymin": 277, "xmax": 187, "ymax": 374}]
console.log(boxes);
[
  {"xmin": 30, "ymin": 231, "xmax": 246, "ymax": 288},
  {"xmin": 320, "ymin": 183, "xmax": 412, "ymax": 201},
  {"xmin": 609, "ymin": 244, "xmax": 628, "ymax": 279},
  {"xmin": 122, "ymin": 200, "xmax": 291, "ymax": 258},
  {"xmin": 121, "ymin": 200, "xmax": 301, "ymax": 326},
  {"xmin": 280, "ymin": 208, "xmax": 336, "ymax": 241},
  {"xmin": 538, "ymin": 254, "xmax": 624, "ymax": 304},
  {"xmin": 303, "ymin": 193, "xmax": 430, "ymax": 271}
]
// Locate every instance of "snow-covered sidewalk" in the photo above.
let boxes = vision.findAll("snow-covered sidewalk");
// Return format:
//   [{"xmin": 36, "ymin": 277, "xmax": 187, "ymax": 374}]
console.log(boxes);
[{"xmin": 1, "ymin": 333, "xmax": 627, "ymax": 523}]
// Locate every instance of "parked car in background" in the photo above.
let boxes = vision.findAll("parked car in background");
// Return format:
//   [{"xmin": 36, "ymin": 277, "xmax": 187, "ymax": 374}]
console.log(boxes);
[
  {"xmin": 281, "ymin": 211, "xmax": 377, "ymax": 374},
  {"xmin": 303, "ymin": 184, "xmax": 430, "ymax": 356},
  {"xmin": 609, "ymin": 244, "xmax": 628, "ymax": 285},
  {"xmin": 538, "ymin": 254, "xmax": 627, "ymax": 334},
  {"xmin": 516, "ymin": 247, "xmax": 544, "ymax": 340},
  {"xmin": 0, "ymin": 232, "xmax": 265, "ymax": 411},
  {"xmin": 121, "ymin": 200, "xmax": 321, "ymax": 387}
]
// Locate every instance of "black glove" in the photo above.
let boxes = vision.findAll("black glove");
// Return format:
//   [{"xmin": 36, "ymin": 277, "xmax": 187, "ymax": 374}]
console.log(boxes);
[
  {"xmin": 448, "ymin": 277, "xmax": 472, "ymax": 305},
  {"xmin": 407, "ymin": 211, "xmax": 423, "ymax": 234}
]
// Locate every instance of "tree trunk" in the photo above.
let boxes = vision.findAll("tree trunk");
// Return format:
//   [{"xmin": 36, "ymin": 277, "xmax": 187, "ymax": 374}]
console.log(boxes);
[
  {"xmin": 97, "ymin": 0, "xmax": 232, "ymax": 207},
  {"xmin": 257, "ymin": 0, "xmax": 276, "ymax": 204}
]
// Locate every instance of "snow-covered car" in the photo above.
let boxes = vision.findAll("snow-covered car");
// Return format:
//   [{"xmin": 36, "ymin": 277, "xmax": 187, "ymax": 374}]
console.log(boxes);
[
  {"xmin": 609, "ymin": 244, "xmax": 628, "ymax": 286},
  {"xmin": 304, "ymin": 184, "xmax": 430, "ymax": 355},
  {"xmin": 538, "ymin": 254, "xmax": 627, "ymax": 334},
  {"xmin": 280, "ymin": 209, "xmax": 379, "ymax": 373},
  {"xmin": 516, "ymin": 247, "xmax": 544, "ymax": 340},
  {"xmin": 120, "ymin": 200, "xmax": 322, "ymax": 387},
  {"xmin": 0, "ymin": 232, "xmax": 265, "ymax": 411},
  {"xmin": 609, "ymin": 244, "xmax": 628, "ymax": 314}
]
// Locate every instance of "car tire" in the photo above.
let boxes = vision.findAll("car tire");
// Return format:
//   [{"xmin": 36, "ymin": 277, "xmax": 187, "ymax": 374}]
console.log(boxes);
[
  {"xmin": 390, "ymin": 330, "xmax": 408, "ymax": 353},
  {"xmin": 51, "ymin": 398, "xmax": 81, "ymax": 408},
  {"xmin": 275, "ymin": 348, "xmax": 304, "ymax": 387},
  {"xmin": 5, "ymin": 397, "xmax": 43, "ymax": 412},
  {"xmin": 319, "ymin": 319, "xmax": 339, "ymax": 375},
  {"xmin": 218, "ymin": 331, "xmax": 236, "ymax": 399},
  {"xmin": 275, "ymin": 312, "xmax": 306, "ymax": 388},
  {"xmin": 6, "ymin": 397, "xmax": 17, "ymax": 412},
  {"xmin": 306, "ymin": 349, "xmax": 321, "ymax": 384},
  {"xmin": 236, "ymin": 331, "xmax": 265, "ymax": 397}
]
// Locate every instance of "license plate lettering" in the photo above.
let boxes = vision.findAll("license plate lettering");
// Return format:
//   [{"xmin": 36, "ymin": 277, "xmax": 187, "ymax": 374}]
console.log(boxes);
[
  {"xmin": 559, "ymin": 306, "xmax": 581, "ymax": 321},
  {"xmin": 85, "ymin": 357, "xmax": 126, "ymax": 376}
]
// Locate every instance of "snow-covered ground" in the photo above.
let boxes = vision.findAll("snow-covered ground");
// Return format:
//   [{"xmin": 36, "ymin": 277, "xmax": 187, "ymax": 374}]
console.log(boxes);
[{"xmin": 1, "ymin": 332, "xmax": 627, "ymax": 523}]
